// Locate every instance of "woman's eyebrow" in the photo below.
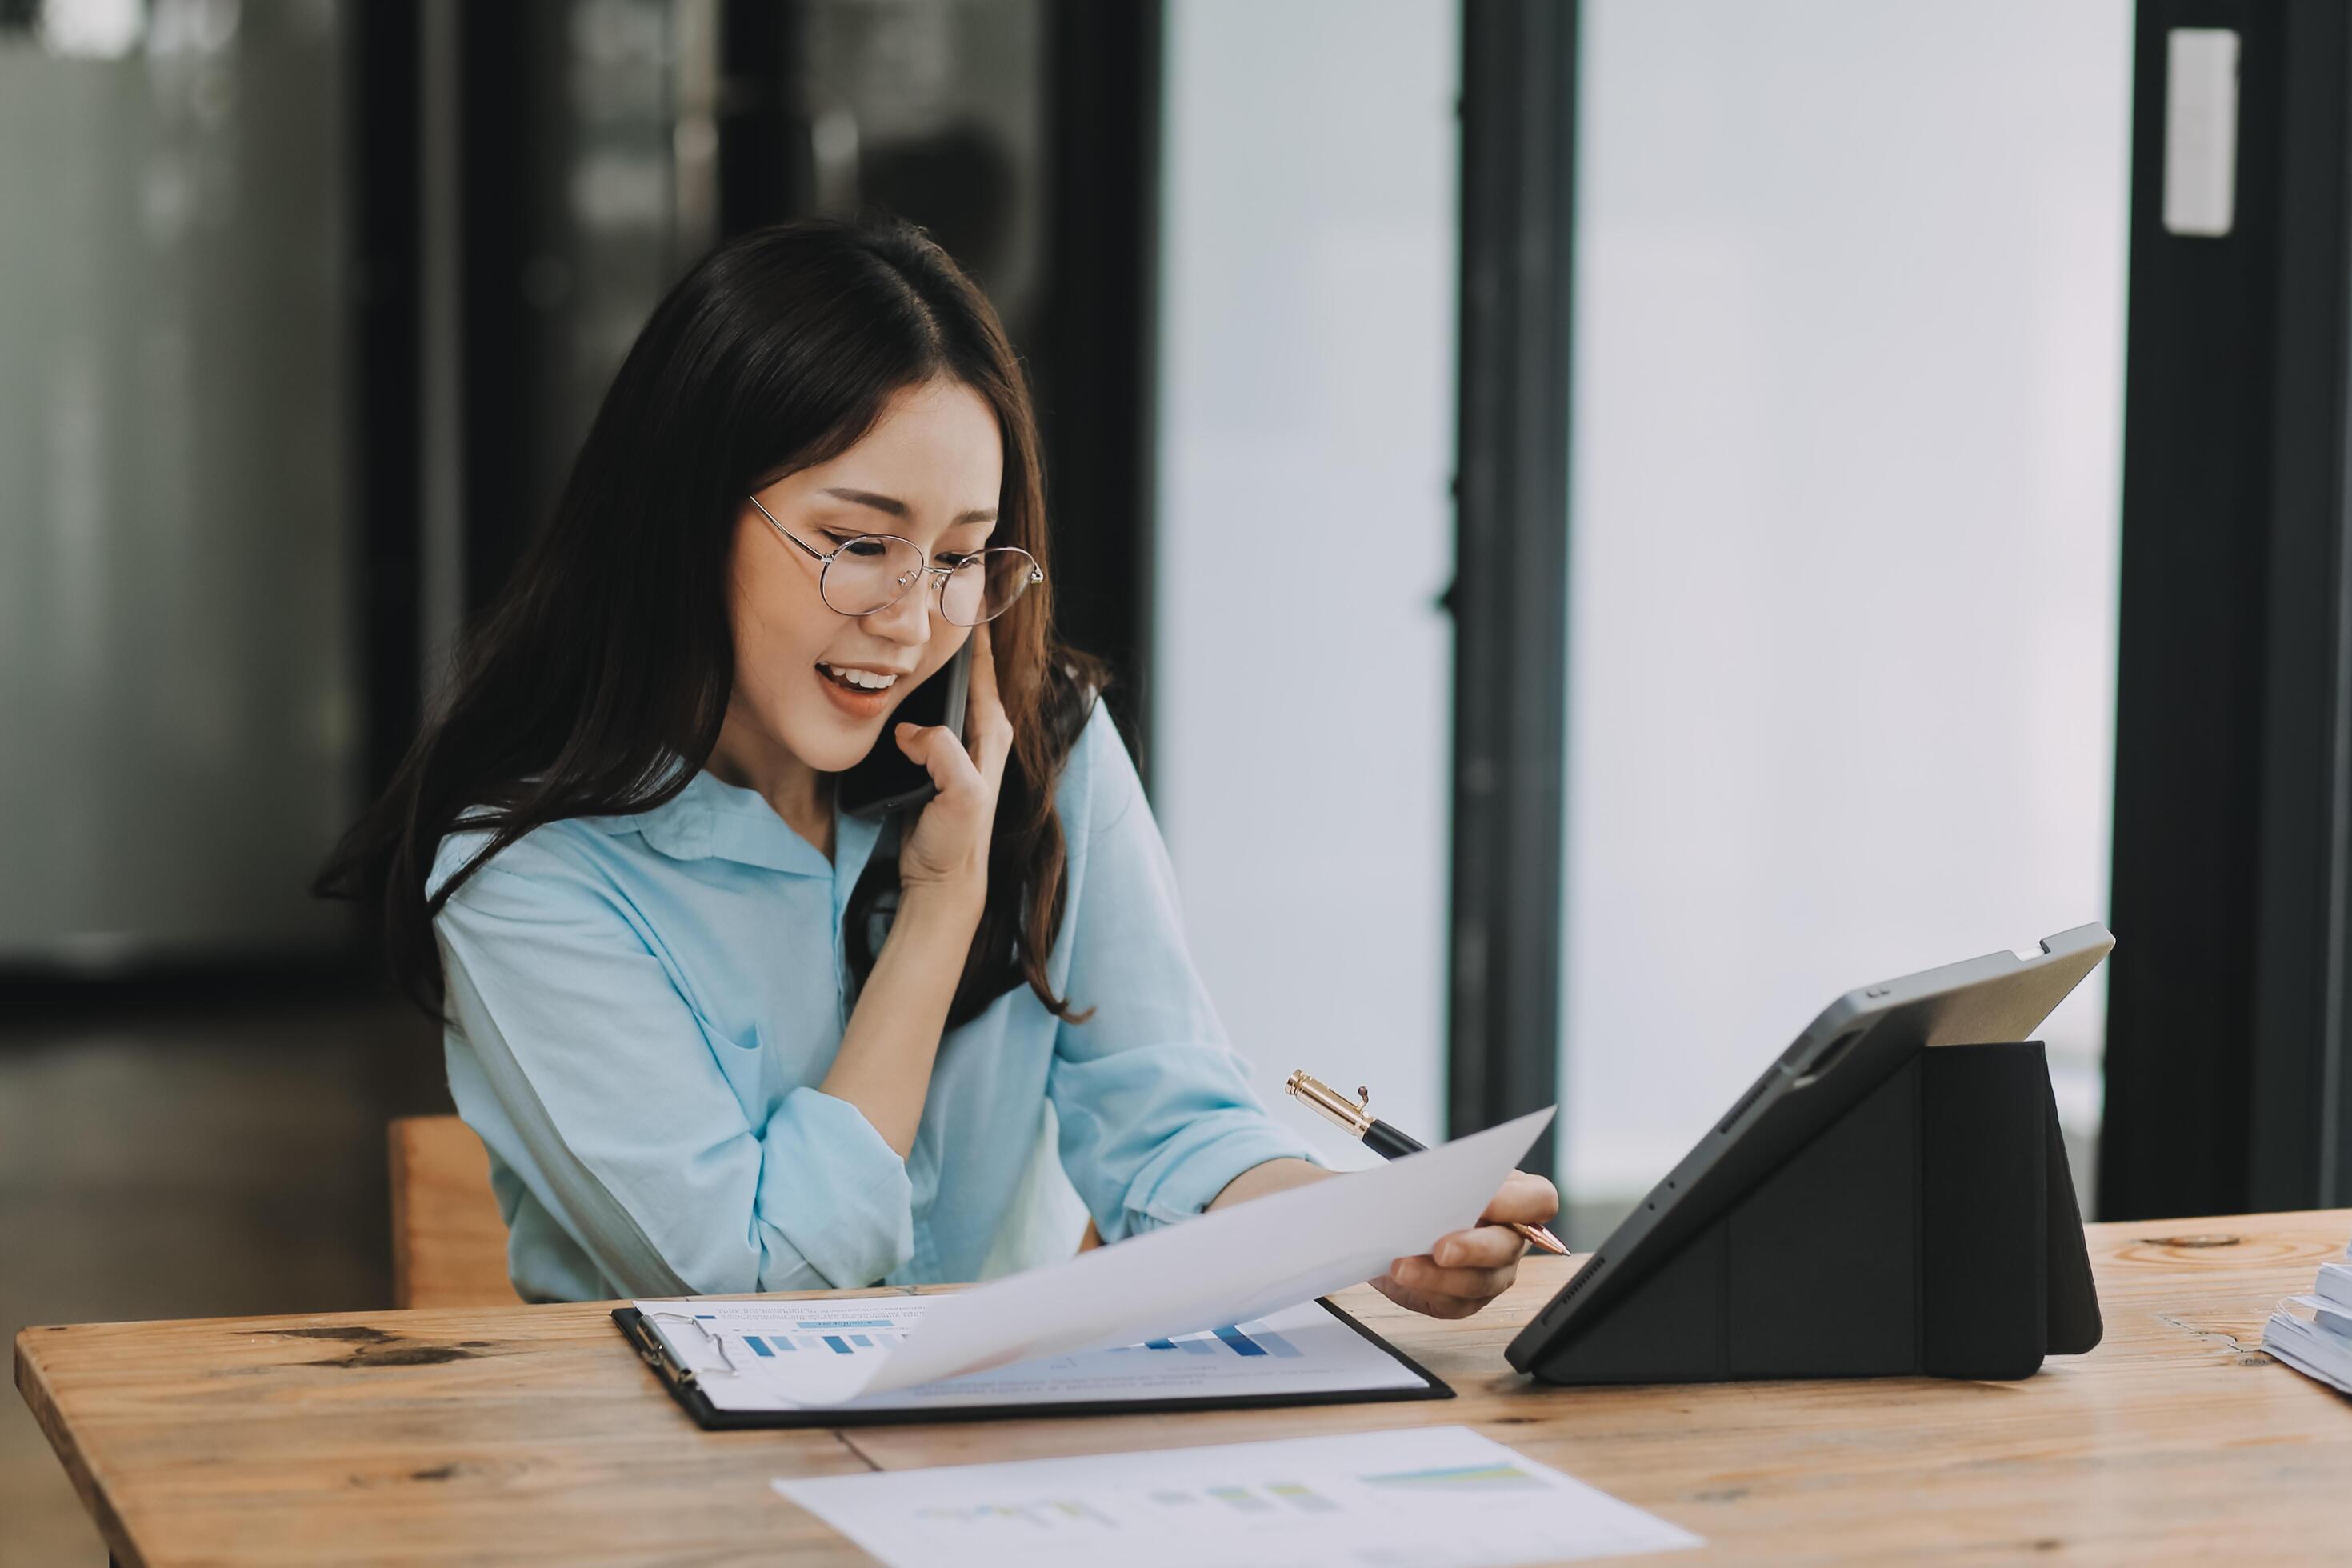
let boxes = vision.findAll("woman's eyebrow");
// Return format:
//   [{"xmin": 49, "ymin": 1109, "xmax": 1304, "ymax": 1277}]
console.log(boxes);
[{"xmin": 819, "ymin": 486, "xmax": 998, "ymax": 526}]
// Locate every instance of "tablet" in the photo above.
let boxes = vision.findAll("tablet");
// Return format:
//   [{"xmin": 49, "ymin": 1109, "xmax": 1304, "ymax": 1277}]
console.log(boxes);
[{"xmin": 1506, "ymin": 922, "xmax": 2114, "ymax": 1377}]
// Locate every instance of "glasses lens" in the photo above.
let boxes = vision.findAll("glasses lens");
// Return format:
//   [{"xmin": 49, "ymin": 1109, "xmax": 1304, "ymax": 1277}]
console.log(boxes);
[
  {"xmin": 941, "ymin": 548, "xmax": 1042, "ymax": 626},
  {"xmin": 821, "ymin": 535, "xmax": 926, "ymax": 616}
]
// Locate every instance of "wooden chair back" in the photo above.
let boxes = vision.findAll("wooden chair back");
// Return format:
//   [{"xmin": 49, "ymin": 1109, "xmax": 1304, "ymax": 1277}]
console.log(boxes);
[{"xmin": 389, "ymin": 1115, "xmax": 523, "ymax": 1309}]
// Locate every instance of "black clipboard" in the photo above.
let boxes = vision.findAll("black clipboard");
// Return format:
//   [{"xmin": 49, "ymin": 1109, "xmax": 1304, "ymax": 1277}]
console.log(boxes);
[{"xmin": 614, "ymin": 1298, "xmax": 1454, "ymax": 1430}]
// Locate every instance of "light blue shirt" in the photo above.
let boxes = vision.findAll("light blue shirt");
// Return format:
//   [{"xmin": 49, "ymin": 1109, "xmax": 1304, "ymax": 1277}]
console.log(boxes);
[{"xmin": 427, "ymin": 702, "xmax": 1316, "ymax": 1302}]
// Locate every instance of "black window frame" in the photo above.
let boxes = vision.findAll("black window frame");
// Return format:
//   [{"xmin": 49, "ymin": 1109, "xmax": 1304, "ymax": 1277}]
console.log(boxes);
[
  {"xmin": 1445, "ymin": 0, "xmax": 1580, "ymax": 1178},
  {"xmin": 2102, "ymin": 0, "xmax": 2352, "ymax": 1218}
]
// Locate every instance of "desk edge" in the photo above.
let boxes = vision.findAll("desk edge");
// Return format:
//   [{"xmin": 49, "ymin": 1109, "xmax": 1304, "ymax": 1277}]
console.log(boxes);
[{"xmin": 16, "ymin": 1326, "xmax": 150, "ymax": 1568}]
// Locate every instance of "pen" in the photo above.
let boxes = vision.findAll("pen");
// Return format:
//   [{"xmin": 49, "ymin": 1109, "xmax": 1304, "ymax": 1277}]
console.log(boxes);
[{"xmin": 1286, "ymin": 1069, "xmax": 1570, "ymax": 1256}]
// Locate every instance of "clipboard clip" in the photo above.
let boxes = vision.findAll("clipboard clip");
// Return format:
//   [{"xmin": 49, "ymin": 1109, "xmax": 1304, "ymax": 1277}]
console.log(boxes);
[{"xmin": 637, "ymin": 1310, "xmax": 743, "ymax": 1389}]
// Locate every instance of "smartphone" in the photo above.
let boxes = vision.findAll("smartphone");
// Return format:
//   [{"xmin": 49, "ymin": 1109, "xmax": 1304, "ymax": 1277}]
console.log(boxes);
[{"xmin": 837, "ymin": 641, "xmax": 972, "ymax": 821}]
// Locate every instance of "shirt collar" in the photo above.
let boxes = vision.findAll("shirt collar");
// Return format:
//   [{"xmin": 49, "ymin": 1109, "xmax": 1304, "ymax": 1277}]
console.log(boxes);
[{"xmin": 588, "ymin": 766, "xmax": 878, "ymax": 882}]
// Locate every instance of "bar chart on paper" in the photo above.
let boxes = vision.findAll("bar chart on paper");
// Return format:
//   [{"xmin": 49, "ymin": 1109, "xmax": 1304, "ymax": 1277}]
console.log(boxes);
[
  {"xmin": 635, "ymin": 1296, "xmax": 1432, "ymax": 1414},
  {"xmin": 774, "ymin": 1426, "xmax": 1702, "ymax": 1568},
  {"xmin": 724, "ymin": 1322, "xmax": 900, "ymax": 1358},
  {"xmin": 635, "ymin": 1106, "xmax": 1551, "ymax": 1414},
  {"xmin": 694, "ymin": 1318, "xmax": 1304, "ymax": 1362},
  {"xmin": 1110, "ymin": 1318, "xmax": 1305, "ymax": 1358},
  {"xmin": 678, "ymin": 1309, "xmax": 1304, "ymax": 1364}
]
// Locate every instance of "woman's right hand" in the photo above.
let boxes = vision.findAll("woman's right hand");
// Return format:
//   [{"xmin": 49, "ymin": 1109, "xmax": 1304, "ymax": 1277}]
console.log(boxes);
[{"xmin": 893, "ymin": 621, "xmax": 1010, "ymax": 914}]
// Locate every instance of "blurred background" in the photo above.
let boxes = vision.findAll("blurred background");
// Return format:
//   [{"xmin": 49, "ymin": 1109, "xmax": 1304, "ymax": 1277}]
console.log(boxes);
[{"xmin": 10, "ymin": 1, "xmax": 2352, "ymax": 1558}]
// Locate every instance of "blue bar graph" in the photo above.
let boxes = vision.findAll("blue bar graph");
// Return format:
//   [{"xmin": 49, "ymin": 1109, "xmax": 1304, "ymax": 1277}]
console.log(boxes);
[
  {"xmin": 1116, "ymin": 1326, "xmax": 1294, "ymax": 1357},
  {"xmin": 796, "ymin": 1320, "xmax": 895, "ymax": 1330},
  {"xmin": 1241, "ymin": 1322, "xmax": 1301, "ymax": 1358},
  {"xmin": 1269, "ymin": 1482, "xmax": 1338, "ymax": 1513},
  {"xmin": 742, "ymin": 1334, "xmax": 774, "ymax": 1358},
  {"xmin": 822, "ymin": 1334, "xmax": 852, "ymax": 1354}
]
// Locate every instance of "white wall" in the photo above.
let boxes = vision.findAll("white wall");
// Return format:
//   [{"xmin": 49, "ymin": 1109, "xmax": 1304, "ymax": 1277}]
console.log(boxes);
[
  {"xmin": 1154, "ymin": 0, "xmax": 1461, "ymax": 1162},
  {"xmin": 1561, "ymin": 1, "xmax": 2133, "ymax": 1202}
]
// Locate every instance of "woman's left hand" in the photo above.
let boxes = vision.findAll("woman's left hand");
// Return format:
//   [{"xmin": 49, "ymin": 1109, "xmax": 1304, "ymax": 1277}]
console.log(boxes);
[{"xmin": 1370, "ymin": 1169, "xmax": 1560, "ymax": 1319}]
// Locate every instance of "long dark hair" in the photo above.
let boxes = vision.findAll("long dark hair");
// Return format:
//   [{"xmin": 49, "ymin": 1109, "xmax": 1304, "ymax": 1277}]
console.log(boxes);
[{"xmin": 318, "ymin": 216, "xmax": 1100, "ymax": 1027}]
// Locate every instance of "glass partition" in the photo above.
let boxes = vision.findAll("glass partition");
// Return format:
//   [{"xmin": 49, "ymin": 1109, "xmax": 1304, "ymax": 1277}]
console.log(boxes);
[
  {"xmin": 1154, "ymin": 0, "xmax": 1462, "ymax": 1154},
  {"xmin": 0, "ymin": 2, "xmax": 358, "ymax": 961},
  {"xmin": 1558, "ymin": 0, "xmax": 2133, "ymax": 1234}
]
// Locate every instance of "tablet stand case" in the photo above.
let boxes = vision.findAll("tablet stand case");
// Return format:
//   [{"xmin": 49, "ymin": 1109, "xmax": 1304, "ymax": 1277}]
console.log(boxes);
[{"xmin": 1522, "ymin": 1041, "xmax": 2102, "ymax": 1384}]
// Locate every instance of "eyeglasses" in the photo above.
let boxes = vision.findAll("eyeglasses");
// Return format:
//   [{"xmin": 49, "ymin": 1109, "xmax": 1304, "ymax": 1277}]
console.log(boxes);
[{"xmin": 746, "ymin": 493, "xmax": 1042, "ymax": 626}]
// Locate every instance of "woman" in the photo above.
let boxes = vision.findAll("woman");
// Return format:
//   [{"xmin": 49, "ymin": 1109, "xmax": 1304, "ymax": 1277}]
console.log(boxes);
[{"xmin": 322, "ymin": 216, "xmax": 1555, "ymax": 1313}]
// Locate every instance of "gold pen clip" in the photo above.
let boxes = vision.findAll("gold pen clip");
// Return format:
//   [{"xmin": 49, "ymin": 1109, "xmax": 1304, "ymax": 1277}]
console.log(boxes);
[{"xmin": 1286, "ymin": 1069, "xmax": 1374, "ymax": 1138}]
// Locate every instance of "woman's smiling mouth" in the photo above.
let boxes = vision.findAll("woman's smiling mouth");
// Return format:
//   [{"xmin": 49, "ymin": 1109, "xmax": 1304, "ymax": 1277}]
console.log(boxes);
[
  {"xmin": 814, "ymin": 661, "xmax": 906, "ymax": 719},
  {"xmin": 818, "ymin": 662, "xmax": 902, "ymax": 691}
]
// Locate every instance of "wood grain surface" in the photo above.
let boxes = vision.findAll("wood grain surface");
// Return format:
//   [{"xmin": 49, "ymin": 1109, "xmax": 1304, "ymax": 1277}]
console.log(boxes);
[{"xmin": 16, "ymin": 1211, "xmax": 2352, "ymax": 1566}]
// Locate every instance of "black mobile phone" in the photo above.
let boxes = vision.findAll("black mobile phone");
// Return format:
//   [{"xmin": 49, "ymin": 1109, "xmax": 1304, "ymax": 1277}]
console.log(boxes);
[{"xmin": 836, "ymin": 641, "xmax": 972, "ymax": 821}]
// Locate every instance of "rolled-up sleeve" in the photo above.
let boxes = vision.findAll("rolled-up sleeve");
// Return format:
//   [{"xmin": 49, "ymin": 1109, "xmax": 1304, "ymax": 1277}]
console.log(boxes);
[
  {"xmin": 433, "ymin": 838, "xmax": 913, "ymax": 1295},
  {"xmin": 1046, "ymin": 708, "xmax": 1320, "ymax": 1239}
]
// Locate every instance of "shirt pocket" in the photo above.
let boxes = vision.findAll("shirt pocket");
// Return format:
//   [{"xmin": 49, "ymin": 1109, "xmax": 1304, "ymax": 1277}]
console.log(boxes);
[{"xmin": 686, "ymin": 1005, "xmax": 785, "ymax": 1126}]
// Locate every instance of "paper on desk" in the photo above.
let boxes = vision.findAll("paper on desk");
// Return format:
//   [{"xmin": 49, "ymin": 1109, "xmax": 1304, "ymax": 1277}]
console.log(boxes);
[
  {"xmin": 638, "ymin": 1105, "xmax": 1551, "ymax": 1406},
  {"xmin": 773, "ymin": 1425, "xmax": 1701, "ymax": 1568},
  {"xmin": 2259, "ymin": 1242, "xmax": 2352, "ymax": 1396},
  {"xmin": 643, "ymin": 1296, "xmax": 1430, "ymax": 1415}
]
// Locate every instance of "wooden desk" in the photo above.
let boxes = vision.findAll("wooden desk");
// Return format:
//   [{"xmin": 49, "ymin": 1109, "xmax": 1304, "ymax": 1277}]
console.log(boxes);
[{"xmin": 16, "ymin": 1210, "xmax": 2352, "ymax": 1565}]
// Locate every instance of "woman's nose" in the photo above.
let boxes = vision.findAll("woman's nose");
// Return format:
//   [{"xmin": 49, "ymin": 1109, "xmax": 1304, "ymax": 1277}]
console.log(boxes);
[{"xmin": 866, "ymin": 574, "xmax": 935, "ymax": 646}]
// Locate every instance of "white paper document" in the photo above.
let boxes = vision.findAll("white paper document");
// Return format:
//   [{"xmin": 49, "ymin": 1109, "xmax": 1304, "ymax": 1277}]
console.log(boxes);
[
  {"xmin": 772, "ymin": 1425, "xmax": 1702, "ymax": 1568},
  {"xmin": 638, "ymin": 1104, "xmax": 1551, "ymax": 1409},
  {"xmin": 2262, "ymin": 1246, "xmax": 2352, "ymax": 1395},
  {"xmin": 641, "ymin": 1296, "xmax": 1430, "ymax": 1414}
]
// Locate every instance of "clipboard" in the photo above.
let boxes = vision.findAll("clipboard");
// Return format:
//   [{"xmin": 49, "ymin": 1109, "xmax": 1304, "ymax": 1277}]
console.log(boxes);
[{"xmin": 614, "ymin": 1297, "xmax": 1454, "ymax": 1430}]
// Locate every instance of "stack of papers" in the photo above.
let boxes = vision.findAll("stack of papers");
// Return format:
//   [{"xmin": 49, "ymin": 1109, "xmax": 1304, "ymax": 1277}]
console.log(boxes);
[
  {"xmin": 2262, "ymin": 1242, "xmax": 2352, "ymax": 1394},
  {"xmin": 639, "ymin": 1106, "xmax": 1551, "ymax": 1411}
]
